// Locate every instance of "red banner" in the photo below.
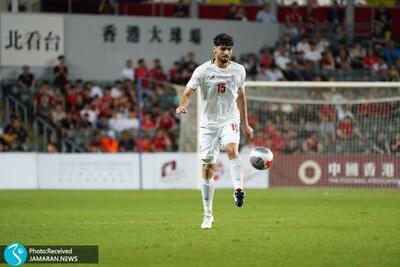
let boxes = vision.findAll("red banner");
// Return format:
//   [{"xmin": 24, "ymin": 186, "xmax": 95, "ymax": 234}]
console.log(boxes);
[{"xmin": 269, "ymin": 155, "xmax": 400, "ymax": 188}]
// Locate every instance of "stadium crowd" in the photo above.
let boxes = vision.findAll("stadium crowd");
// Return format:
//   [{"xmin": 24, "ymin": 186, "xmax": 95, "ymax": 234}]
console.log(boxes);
[
  {"xmin": 246, "ymin": 96, "xmax": 400, "ymax": 155},
  {"xmin": 1, "ymin": 14, "xmax": 400, "ymax": 154}
]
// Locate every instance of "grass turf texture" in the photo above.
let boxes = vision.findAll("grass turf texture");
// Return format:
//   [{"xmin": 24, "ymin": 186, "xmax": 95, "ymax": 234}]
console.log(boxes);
[{"xmin": 0, "ymin": 189, "xmax": 399, "ymax": 267}]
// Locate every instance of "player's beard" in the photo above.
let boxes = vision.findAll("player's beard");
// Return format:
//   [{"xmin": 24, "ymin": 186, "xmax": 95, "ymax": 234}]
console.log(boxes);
[{"xmin": 217, "ymin": 54, "xmax": 230, "ymax": 64}]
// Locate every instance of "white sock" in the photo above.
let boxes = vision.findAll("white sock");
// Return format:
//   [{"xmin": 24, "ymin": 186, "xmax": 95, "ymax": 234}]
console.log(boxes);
[
  {"xmin": 201, "ymin": 178, "xmax": 215, "ymax": 216},
  {"xmin": 230, "ymin": 158, "xmax": 243, "ymax": 190}
]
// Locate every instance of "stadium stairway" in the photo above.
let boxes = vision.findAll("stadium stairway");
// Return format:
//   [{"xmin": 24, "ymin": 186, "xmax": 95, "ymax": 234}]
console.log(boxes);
[{"xmin": 0, "ymin": 82, "xmax": 38, "ymax": 151}]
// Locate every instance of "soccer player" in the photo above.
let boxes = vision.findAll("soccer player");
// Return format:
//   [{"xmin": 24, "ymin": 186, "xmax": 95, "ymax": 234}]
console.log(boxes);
[{"xmin": 176, "ymin": 33, "xmax": 253, "ymax": 229}]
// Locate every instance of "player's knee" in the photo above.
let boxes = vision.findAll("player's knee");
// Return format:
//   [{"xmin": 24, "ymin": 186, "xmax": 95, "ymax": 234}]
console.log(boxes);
[
  {"xmin": 203, "ymin": 164, "xmax": 215, "ymax": 179},
  {"xmin": 225, "ymin": 145, "xmax": 239, "ymax": 159}
]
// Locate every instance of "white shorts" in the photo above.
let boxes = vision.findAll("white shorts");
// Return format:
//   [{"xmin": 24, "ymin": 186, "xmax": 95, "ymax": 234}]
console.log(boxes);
[{"xmin": 200, "ymin": 120, "xmax": 240, "ymax": 164}]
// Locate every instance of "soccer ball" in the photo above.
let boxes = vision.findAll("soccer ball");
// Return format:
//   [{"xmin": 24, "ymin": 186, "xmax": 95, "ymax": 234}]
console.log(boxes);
[{"xmin": 249, "ymin": 147, "xmax": 273, "ymax": 170}]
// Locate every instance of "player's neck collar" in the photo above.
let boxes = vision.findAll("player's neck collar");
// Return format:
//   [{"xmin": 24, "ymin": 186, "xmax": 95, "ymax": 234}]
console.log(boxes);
[{"xmin": 211, "ymin": 58, "xmax": 231, "ymax": 69}]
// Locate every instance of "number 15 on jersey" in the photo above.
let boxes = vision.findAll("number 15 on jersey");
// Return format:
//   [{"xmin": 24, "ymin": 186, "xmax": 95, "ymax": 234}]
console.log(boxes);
[{"xmin": 217, "ymin": 83, "xmax": 226, "ymax": 94}]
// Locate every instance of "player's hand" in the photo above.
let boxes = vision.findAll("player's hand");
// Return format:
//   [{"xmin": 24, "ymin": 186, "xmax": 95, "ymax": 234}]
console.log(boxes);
[
  {"xmin": 243, "ymin": 124, "xmax": 253, "ymax": 139},
  {"xmin": 176, "ymin": 106, "xmax": 188, "ymax": 114}
]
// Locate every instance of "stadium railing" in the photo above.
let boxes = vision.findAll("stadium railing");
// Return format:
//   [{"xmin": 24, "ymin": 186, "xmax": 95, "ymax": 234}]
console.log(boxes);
[
  {"xmin": 33, "ymin": 116, "xmax": 57, "ymax": 152},
  {"xmin": 4, "ymin": 94, "xmax": 29, "ymax": 130}
]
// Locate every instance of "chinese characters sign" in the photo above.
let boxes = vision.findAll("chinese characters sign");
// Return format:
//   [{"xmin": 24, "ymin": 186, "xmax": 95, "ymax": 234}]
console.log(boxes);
[
  {"xmin": 101, "ymin": 24, "xmax": 201, "ymax": 45},
  {"xmin": 269, "ymin": 155, "xmax": 400, "ymax": 188},
  {"xmin": 57, "ymin": 15, "xmax": 278, "ymax": 80},
  {"xmin": 1, "ymin": 14, "xmax": 64, "ymax": 66}
]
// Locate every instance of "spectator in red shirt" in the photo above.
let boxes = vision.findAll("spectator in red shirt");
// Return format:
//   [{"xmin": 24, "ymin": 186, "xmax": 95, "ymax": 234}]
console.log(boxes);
[
  {"xmin": 336, "ymin": 115, "xmax": 364, "ymax": 140},
  {"xmin": 65, "ymin": 85, "xmax": 78, "ymax": 112},
  {"xmin": 263, "ymin": 120, "xmax": 285, "ymax": 152},
  {"xmin": 135, "ymin": 58, "xmax": 149, "ymax": 89},
  {"xmin": 156, "ymin": 111, "xmax": 176, "ymax": 131},
  {"xmin": 135, "ymin": 132, "xmax": 152, "ymax": 152},
  {"xmin": 259, "ymin": 49, "xmax": 273, "ymax": 68},
  {"xmin": 285, "ymin": 2, "xmax": 303, "ymax": 24},
  {"xmin": 252, "ymin": 132, "xmax": 265, "ymax": 147},
  {"xmin": 100, "ymin": 87, "xmax": 114, "ymax": 106},
  {"xmin": 363, "ymin": 48, "xmax": 380, "ymax": 69},
  {"xmin": 247, "ymin": 111, "xmax": 259, "ymax": 129},
  {"xmin": 319, "ymin": 105, "xmax": 336, "ymax": 121},
  {"xmin": 142, "ymin": 113, "xmax": 156, "ymax": 131},
  {"xmin": 34, "ymin": 81, "xmax": 53, "ymax": 114},
  {"xmin": 149, "ymin": 59, "xmax": 167, "ymax": 89},
  {"xmin": 97, "ymin": 101, "xmax": 113, "ymax": 118},
  {"xmin": 152, "ymin": 129, "xmax": 173, "ymax": 152}
]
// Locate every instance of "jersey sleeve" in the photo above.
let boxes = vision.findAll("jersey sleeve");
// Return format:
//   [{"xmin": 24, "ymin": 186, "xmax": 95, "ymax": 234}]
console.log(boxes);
[
  {"xmin": 186, "ymin": 66, "xmax": 202, "ymax": 91},
  {"xmin": 239, "ymin": 66, "xmax": 246, "ymax": 89}
]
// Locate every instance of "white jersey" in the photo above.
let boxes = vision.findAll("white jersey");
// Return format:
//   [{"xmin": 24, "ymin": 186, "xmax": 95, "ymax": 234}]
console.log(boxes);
[{"xmin": 187, "ymin": 60, "xmax": 246, "ymax": 127}]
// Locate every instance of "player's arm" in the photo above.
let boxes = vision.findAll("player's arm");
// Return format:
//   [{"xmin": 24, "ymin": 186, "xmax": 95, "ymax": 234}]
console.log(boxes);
[
  {"xmin": 176, "ymin": 86, "xmax": 193, "ymax": 114},
  {"xmin": 237, "ymin": 87, "xmax": 253, "ymax": 139},
  {"xmin": 177, "ymin": 65, "xmax": 201, "ymax": 114}
]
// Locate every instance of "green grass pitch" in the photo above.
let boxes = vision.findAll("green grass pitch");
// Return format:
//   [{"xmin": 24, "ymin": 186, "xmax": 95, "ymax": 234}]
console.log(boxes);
[{"xmin": 0, "ymin": 189, "xmax": 399, "ymax": 267}]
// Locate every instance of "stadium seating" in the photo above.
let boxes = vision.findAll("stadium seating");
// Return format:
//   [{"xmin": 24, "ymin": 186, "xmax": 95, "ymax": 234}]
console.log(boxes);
[{"xmin": 1, "ymin": 24, "xmax": 399, "ymax": 154}]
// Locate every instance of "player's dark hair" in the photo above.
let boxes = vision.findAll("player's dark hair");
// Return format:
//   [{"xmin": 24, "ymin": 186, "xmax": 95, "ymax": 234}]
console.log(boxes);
[{"xmin": 213, "ymin": 33, "xmax": 234, "ymax": 47}]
